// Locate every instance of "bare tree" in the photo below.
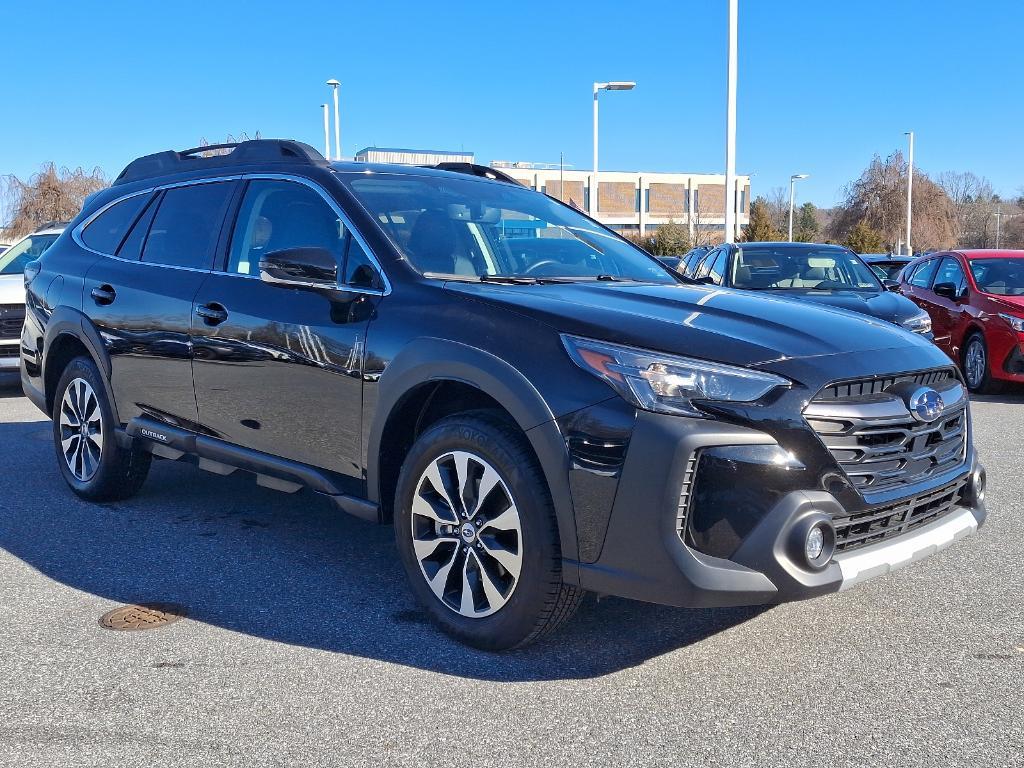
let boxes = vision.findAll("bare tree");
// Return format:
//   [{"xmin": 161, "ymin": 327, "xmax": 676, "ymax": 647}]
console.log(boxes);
[
  {"xmin": 938, "ymin": 171, "xmax": 997, "ymax": 247},
  {"xmin": 764, "ymin": 187, "xmax": 789, "ymax": 234},
  {"xmin": 3, "ymin": 164, "xmax": 108, "ymax": 239},
  {"xmin": 827, "ymin": 151, "xmax": 956, "ymax": 252}
]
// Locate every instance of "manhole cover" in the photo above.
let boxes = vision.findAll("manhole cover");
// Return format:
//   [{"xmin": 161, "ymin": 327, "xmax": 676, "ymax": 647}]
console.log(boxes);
[{"xmin": 99, "ymin": 603, "xmax": 186, "ymax": 631}]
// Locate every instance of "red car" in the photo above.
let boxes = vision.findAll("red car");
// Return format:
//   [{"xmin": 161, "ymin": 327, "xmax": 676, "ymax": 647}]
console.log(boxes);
[{"xmin": 899, "ymin": 249, "xmax": 1024, "ymax": 393}]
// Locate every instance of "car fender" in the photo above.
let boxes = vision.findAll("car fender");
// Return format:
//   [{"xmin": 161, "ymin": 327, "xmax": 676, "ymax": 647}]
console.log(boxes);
[
  {"xmin": 42, "ymin": 306, "xmax": 120, "ymax": 422},
  {"xmin": 366, "ymin": 337, "xmax": 580, "ymax": 570}
]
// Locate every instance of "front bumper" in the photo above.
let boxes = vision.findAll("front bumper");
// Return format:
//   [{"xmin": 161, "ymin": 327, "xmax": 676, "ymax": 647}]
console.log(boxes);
[
  {"xmin": 572, "ymin": 410, "xmax": 986, "ymax": 608},
  {"xmin": 0, "ymin": 342, "xmax": 19, "ymax": 370}
]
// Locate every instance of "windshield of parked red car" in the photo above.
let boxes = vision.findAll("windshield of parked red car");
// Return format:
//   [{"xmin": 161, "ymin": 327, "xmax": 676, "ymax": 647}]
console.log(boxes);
[
  {"xmin": 969, "ymin": 258, "xmax": 1024, "ymax": 296},
  {"xmin": 341, "ymin": 173, "xmax": 677, "ymax": 283},
  {"xmin": 730, "ymin": 245, "xmax": 881, "ymax": 292},
  {"xmin": 0, "ymin": 233, "xmax": 59, "ymax": 275}
]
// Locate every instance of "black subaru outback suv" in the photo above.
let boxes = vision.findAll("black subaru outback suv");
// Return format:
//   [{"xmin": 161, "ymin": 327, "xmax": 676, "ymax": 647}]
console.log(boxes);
[{"xmin": 21, "ymin": 140, "xmax": 986, "ymax": 649}]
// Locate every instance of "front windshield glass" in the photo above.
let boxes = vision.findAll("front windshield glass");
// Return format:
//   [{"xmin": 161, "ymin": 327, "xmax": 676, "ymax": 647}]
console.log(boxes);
[
  {"xmin": 0, "ymin": 233, "xmax": 59, "ymax": 275},
  {"xmin": 342, "ymin": 173, "xmax": 676, "ymax": 283},
  {"xmin": 731, "ymin": 245, "xmax": 881, "ymax": 292},
  {"xmin": 969, "ymin": 258, "xmax": 1024, "ymax": 296}
]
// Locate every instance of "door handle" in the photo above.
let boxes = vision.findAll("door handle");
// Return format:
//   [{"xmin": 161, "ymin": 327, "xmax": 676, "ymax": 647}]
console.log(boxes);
[
  {"xmin": 90, "ymin": 285, "xmax": 116, "ymax": 305},
  {"xmin": 196, "ymin": 302, "xmax": 229, "ymax": 325}
]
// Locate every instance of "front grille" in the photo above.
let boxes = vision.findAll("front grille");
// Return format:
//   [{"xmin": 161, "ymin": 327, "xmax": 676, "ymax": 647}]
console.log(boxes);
[
  {"xmin": 804, "ymin": 369, "xmax": 967, "ymax": 493},
  {"xmin": 814, "ymin": 369, "xmax": 955, "ymax": 401},
  {"xmin": 0, "ymin": 304, "xmax": 25, "ymax": 341},
  {"xmin": 832, "ymin": 476, "xmax": 968, "ymax": 552}
]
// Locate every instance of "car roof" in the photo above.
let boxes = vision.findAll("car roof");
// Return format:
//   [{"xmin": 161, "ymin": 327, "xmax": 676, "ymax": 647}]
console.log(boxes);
[
  {"xmin": 860, "ymin": 253, "xmax": 910, "ymax": 262},
  {"xmin": 952, "ymin": 249, "xmax": 1024, "ymax": 259},
  {"xmin": 733, "ymin": 241, "xmax": 848, "ymax": 250}
]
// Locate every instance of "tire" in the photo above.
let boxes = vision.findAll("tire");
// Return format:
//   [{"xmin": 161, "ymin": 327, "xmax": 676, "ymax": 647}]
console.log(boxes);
[
  {"xmin": 394, "ymin": 411, "xmax": 582, "ymax": 650},
  {"xmin": 962, "ymin": 333, "xmax": 1004, "ymax": 395},
  {"xmin": 52, "ymin": 356, "xmax": 151, "ymax": 501}
]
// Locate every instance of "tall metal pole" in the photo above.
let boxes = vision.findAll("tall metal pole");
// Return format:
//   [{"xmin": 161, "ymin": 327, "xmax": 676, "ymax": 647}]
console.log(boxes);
[
  {"xmin": 321, "ymin": 104, "xmax": 330, "ymax": 159},
  {"xmin": 905, "ymin": 131, "xmax": 914, "ymax": 256},
  {"xmin": 996, "ymin": 206, "xmax": 1002, "ymax": 248},
  {"xmin": 724, "ymin": 0, "xmax": 738, "ymax": 243},
  {"xmin": 332, "ymin": 85, "xmax": 341, "ymax": 160},
  {"xmin": 592, "ymin": 85, "xmax": 599, "ymax": 216},
  {"xmin": 788, "ymin": 177, "xmax": 796, "ymax": 242}
]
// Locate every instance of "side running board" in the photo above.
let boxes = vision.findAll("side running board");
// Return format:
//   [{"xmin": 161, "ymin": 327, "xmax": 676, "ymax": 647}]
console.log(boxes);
[{"xmin": 123, "ymin": 416, "xmax": 380, "ymax": 523}]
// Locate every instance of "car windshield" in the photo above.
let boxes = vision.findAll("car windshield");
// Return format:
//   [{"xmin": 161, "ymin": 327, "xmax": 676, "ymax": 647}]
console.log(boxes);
[
  {"xmin": 969, "ymin": 258, "xmax": 1024, "ymax": 296},
  {"xmin": 731, "ymin": 246, "xmax": 881, "ymax": 292},
  {"xmin": 341, "ymin": 173, "xmax": 676, "ymax": 283},
  {"xmin": 0, "ymin": 233, "xmax": 59, "ymax": 275}
]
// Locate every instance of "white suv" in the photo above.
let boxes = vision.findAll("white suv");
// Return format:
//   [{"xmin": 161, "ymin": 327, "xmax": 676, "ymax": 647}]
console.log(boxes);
[{"xmin": 0, "ymin": 224, "xmax": 65, "ymax": 372}]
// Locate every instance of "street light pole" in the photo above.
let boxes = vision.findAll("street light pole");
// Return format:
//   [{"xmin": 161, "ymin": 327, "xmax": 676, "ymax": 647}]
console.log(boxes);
[
  {"xmin": 905, "ymin": 130, "xmax": 914, "ymax": 256},
  {"xmin": 724, "ymin": 0, "xmax": 738, "ymax": 243},
  {"xmin": 327, "ymin": 79, "xmax": 341, "ymax": 160},
  {"xmin": 321, "ymin": 104, "xmax": 330, "ymax": 159},
  {"xmin": 591, "ymin": 81, "xmax": 636, "ymax": 218},
  {"xmin": 788, "ymin": 173, "xmax": 809, "ymax": 242}
]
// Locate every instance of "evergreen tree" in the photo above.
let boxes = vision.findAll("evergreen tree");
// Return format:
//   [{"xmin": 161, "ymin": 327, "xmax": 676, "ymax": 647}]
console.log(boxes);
[
  {"xmin": 651, "ymin": 219, "xmax": 691, "ymax": 255},
  {"xmin": 742, "ymin": 197, "xmax": 784, "ymax": 242},
  {"xmin": 794, "ymin": 202, "xmax": 819, "ymax": 242},
  {"xmin": 844, "ymin": 220, "xmax": 884, "ymax": 253}
]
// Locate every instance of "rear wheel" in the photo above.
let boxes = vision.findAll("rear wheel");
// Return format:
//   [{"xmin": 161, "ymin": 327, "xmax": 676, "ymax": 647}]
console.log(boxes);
[
  {"xmin": 962, "ymin": 333, "xmax": 1003, "ymax": 394},
  {"xmin": 53, "ymin": 356, "xmax": 151, "ymax": 501},
  {"xmin": 394, "ymin": 412, "xmax": 582, "ymax": 650}
]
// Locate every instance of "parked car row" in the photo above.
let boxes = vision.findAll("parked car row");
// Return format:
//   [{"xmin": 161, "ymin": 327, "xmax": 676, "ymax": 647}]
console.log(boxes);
[{"xmin": 15, "ymin": 139, "xmax": 988, "ymax": 649}]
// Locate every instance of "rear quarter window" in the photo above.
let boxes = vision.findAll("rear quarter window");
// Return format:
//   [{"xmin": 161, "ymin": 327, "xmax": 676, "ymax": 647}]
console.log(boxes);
[{"xmin": 81, "ymin": 194, "xmax": 151, "ymax": 254}]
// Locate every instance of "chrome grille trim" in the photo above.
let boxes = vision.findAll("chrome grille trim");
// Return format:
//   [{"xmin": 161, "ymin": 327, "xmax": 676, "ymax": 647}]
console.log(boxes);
[{"xmin": 804, "ymin": 369, "xmax": 968, "ymax": 493}]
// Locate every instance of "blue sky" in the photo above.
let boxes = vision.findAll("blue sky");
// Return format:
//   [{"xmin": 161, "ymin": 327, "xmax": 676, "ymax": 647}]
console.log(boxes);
[{"xmin": 3, "ymin": 0, "xmax": 1022, "ymax": 207}]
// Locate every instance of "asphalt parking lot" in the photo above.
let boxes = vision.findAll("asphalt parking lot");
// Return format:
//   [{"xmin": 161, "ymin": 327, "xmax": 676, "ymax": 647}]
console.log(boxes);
[{"xmin": 0, "ymin": 380, "xmax": 1021, "ymax": 768}]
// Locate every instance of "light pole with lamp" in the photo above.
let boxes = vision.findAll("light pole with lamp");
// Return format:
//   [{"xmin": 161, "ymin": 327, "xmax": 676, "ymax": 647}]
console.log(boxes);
[
  {"xmin": 592, "ymin": 81, "xmax": 636, "ymax": 217},
  {"xmin": 788, "ymin": 173, "xmax": 809, "ymax": 242},
  {"xmin": 327, "ymin": 79, "xmax": 341, "ymax": 160}
]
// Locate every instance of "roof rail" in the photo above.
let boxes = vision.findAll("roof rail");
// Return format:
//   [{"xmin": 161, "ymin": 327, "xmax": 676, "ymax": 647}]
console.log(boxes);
[
  {"xmin": 113, "ymin": 139, "xmax": 329, "ymax": 186},
  {"xmin": 427, "ymin": 162, "xmax": 520, "ymax": 185},
  {"xmin": 33, "ymin": 221, "xmax": 69, "ymax": 232}
]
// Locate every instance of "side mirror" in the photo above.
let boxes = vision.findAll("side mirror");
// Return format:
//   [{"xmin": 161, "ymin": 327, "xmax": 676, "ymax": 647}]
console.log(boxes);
[
  {"xmin": 259, "ymin": 247, "xmax": 338, "ymax": 288},
  {"xmin": 933, "ymin": 281, "xmax": 959, "ymax": 300},
  {"xmin": 882, "ymin": 278, "xmax": 901, "ymax": 292}
]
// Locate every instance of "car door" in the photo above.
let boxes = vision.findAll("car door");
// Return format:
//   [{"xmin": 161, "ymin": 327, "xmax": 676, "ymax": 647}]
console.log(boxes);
[
  {"xmin": 928, "ymin": 255, "xmax": 971, "ymax": 354},
  {"xmin": 190, "ymin": 177, "xmax": 385, "ymax": 493},
  {"xmin": 900, "ymin": 257, "xmax": 939, "ymax": 311},
  {"xmin": 82, "ymin": 180, "xmax": 236, "ymax": 425}
]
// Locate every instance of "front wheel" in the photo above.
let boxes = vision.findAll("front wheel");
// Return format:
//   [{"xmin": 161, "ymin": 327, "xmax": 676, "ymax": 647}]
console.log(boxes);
[
  {"xmin": 53, "ymin": 356, "xmax": 151, "ymax": 501},
  {"xmin": 394, "ymin": 412, "xmax": 582, "ymax": 650},
  {"xmin": 962, "ymin": 333, "xmax": 1003, "ymax": 394}
]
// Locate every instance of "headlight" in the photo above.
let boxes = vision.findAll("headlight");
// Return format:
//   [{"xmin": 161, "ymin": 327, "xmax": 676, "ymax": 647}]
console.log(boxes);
[
  {"xmin": 998, "ymin": 313, "xmax": 1024, "ymax": 333},
  {"xmin": 561, "ymin": 335, "xmax": 790, "ymax": 417},
  {"xmin": 902, "ymin": 311, "xmax": 932, "ymax": 334}
]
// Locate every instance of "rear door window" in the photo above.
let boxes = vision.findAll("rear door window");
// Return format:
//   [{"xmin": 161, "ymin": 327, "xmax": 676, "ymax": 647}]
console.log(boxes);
[
  {"xmin": 141, "ymin": 182, "xmax": 235, "ymax": 270},
  {"xmin": 81, "ymin": 194, "xmax": 151, "ymax": 254},
  {"xmin": 908, "ymin": 258, "xmax": 939, "ymax": 288}
]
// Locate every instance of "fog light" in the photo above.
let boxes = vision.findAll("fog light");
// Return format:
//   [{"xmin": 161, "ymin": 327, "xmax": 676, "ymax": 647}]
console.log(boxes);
[
  {"xmin": 973, "ymin": 467, "xmax": 986, "ymax": 504},
  {"xmin": 805, "ymin": 526, "xmax": 825, "ymax": 562}
]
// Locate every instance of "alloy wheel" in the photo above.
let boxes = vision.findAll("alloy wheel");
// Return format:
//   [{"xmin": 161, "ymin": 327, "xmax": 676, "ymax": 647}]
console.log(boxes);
[
  {"xmin": 410, "ymin": 450, "xmax": 523, "ymax": 618},
  {"xmin": 59, "ymin": 378, "xmax": 103, "ymax": 482},
  {"xmin": 965, "ymin": 338, "xmax": 986, "ymax": 389}
]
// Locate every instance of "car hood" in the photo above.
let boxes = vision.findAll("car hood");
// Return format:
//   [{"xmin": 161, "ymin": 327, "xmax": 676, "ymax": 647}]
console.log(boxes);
[
  {"xmin": 0, "ymin": 274, "xmax": 24, "ymax": 305},
  {"xmin": 762, "ymin": 288, "xmax": 921, "ymax": 326},
  {"xmin": 986, "ymin": 294, "xmax": 1024, "ymax": 313},
  {"xmin": 446, "ymin": 281, "xmax": 939, "ymax": 369}
]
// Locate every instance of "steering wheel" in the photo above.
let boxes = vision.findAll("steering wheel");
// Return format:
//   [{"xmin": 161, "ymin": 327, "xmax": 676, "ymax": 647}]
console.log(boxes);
[{"xmin": 524, "ymin": 259, "xmax": 563, "ymax": 275}]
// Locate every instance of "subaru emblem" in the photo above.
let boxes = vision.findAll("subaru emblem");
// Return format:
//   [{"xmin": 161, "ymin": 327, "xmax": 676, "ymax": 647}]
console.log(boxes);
[{"xmin": 907, "ymin": 387, "xmax": 944, "ymax": 423}]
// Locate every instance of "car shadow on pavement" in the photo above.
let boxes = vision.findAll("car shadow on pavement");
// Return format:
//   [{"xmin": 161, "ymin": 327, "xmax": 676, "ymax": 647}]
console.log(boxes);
[{"xmin": 0, "ymin": 416, "xmax": 762, "ymax": 681}]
